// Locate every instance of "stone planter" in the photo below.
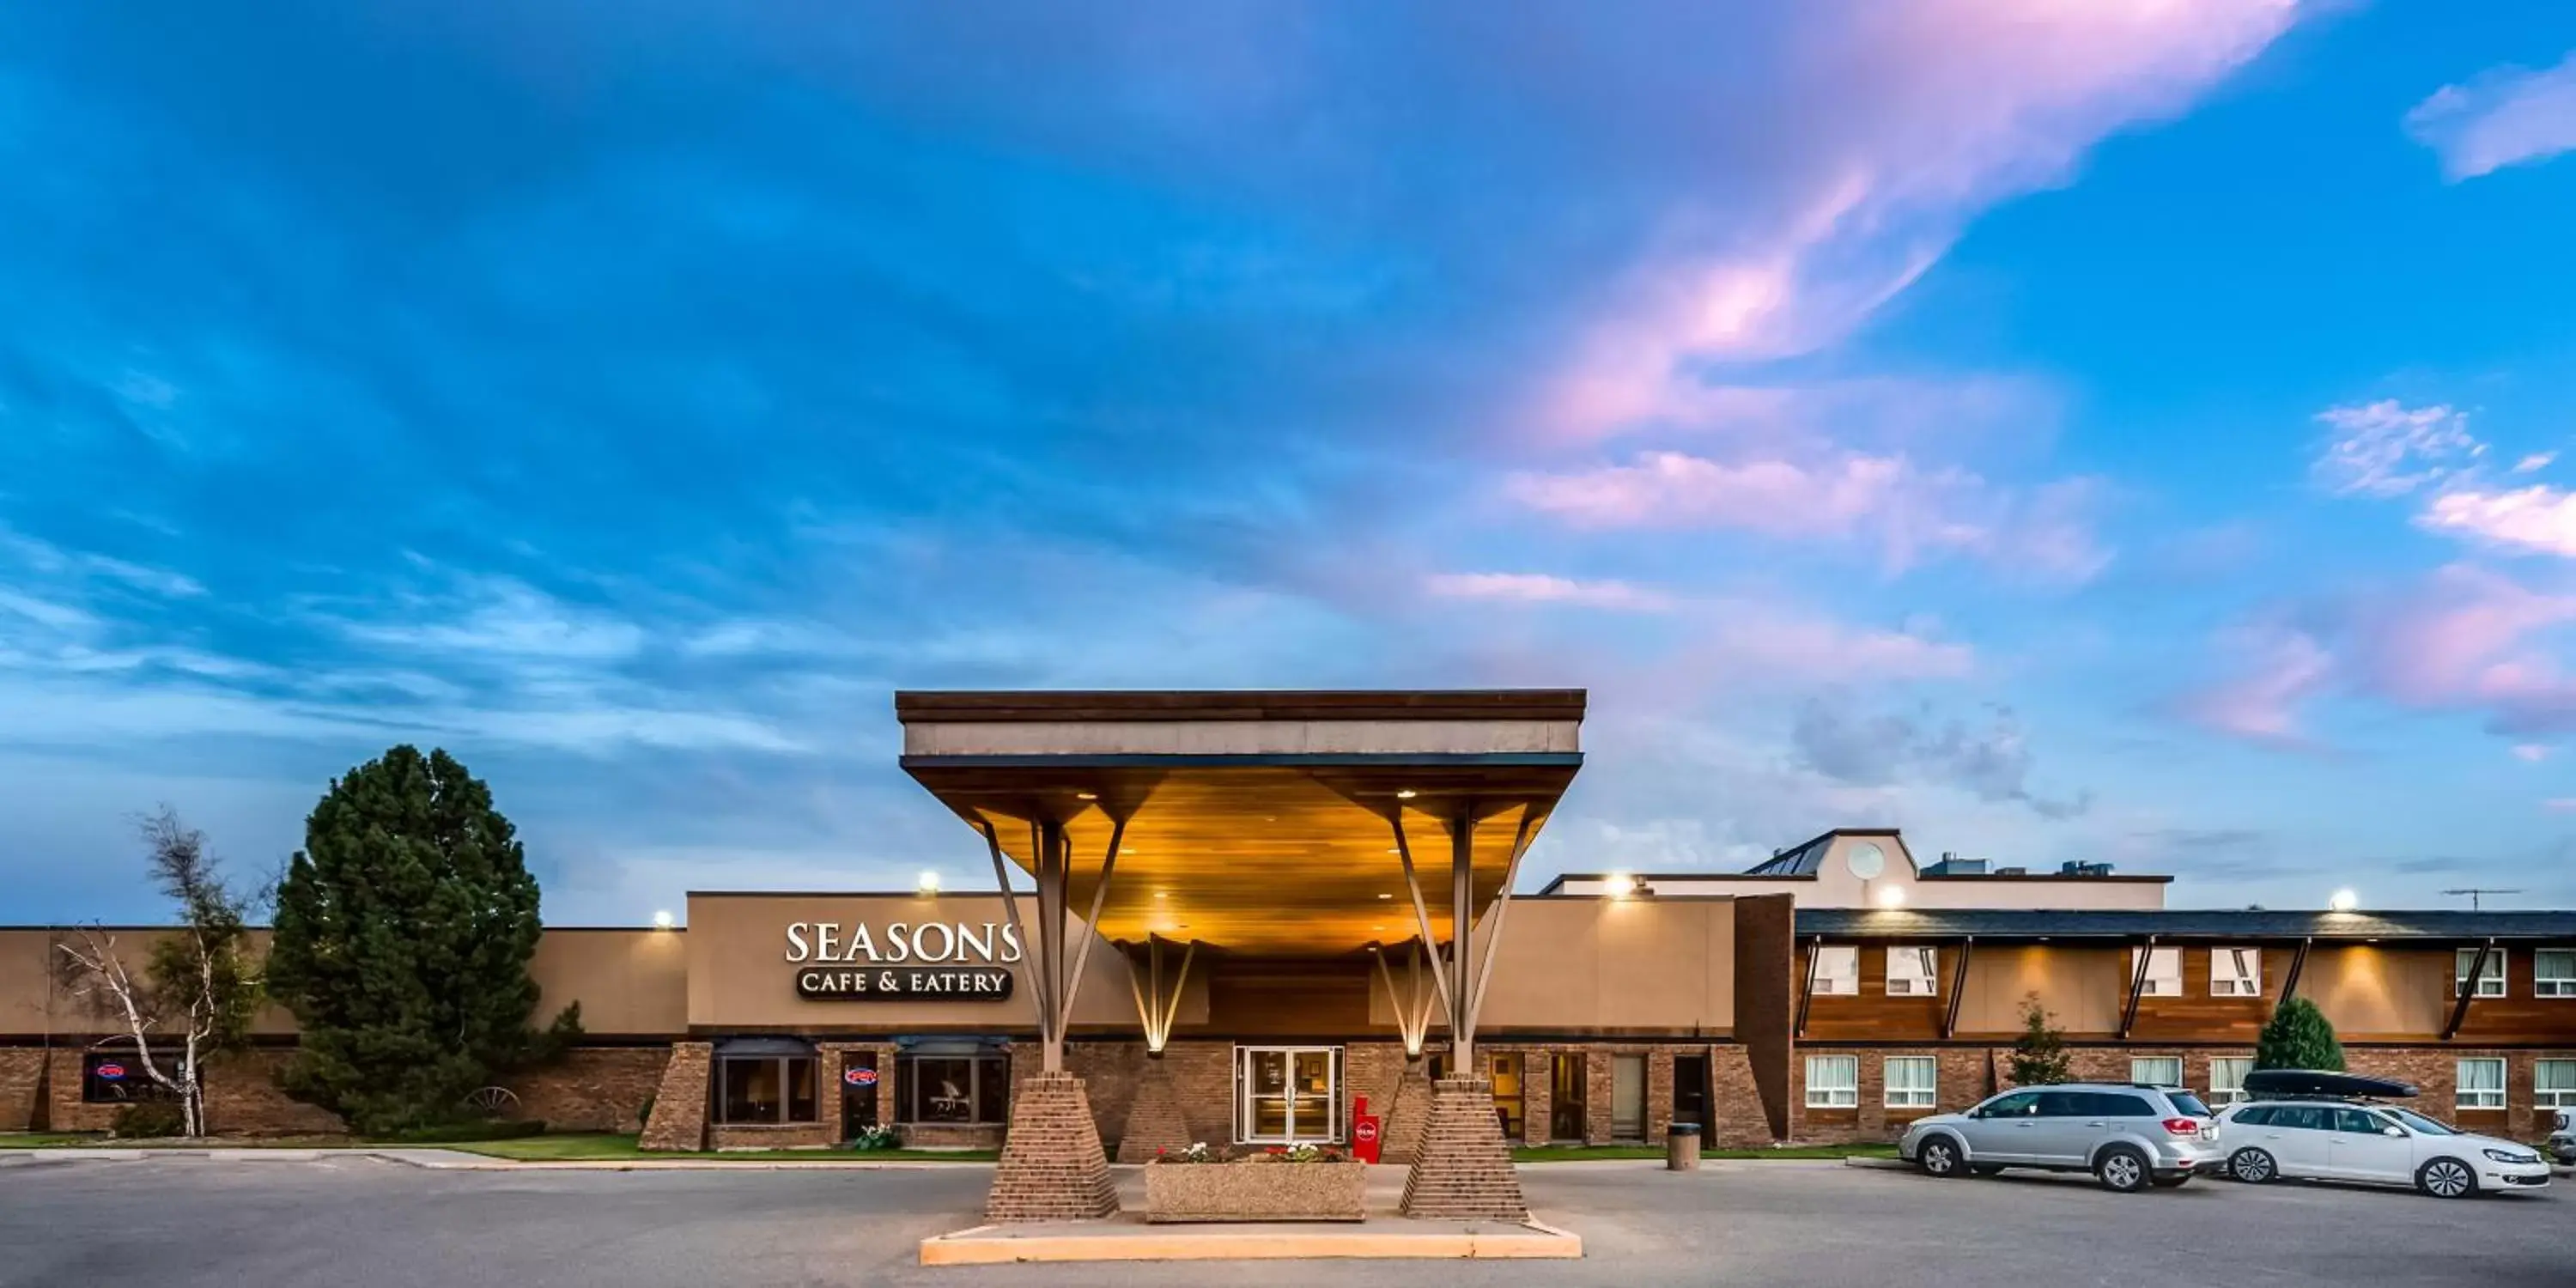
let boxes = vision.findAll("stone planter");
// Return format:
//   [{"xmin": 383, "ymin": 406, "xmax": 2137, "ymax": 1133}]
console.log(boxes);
[{"xmin": 1144, "ymin": 1160, "xmax": 1369, "ymax": 1223}]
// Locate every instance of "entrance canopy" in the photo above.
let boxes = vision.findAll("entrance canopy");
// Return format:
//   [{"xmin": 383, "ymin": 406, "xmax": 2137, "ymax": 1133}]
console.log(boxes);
[{"xmin": 896, "ymin": 690, "xmax": 1584, "ymax": 956}]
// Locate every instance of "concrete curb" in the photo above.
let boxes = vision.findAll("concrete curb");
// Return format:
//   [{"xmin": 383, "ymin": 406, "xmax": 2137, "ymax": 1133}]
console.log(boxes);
[
  {"xmin": 1841, "ymin": 1157, "xmax": 1915, "ymax": 1172},
  {"xmin": 918, "ymin": 1216, "xmax": 1583, "ymax": 1265},
  {"xmin": 0, "ymin": 1147, "xmax": 993, "ymax": 1171}
]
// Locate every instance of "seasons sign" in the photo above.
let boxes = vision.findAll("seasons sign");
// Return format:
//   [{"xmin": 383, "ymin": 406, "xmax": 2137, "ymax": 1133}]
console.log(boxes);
[{"xmin": 785, "ymin": 920, "xmax": 1020, "ymax": 1003}]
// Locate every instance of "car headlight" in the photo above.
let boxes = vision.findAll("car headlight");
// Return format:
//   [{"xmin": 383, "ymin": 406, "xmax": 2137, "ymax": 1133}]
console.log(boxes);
[{"xmin": 2482, "ymin": 1148, "xmax": 2540, "ymax": 1164}]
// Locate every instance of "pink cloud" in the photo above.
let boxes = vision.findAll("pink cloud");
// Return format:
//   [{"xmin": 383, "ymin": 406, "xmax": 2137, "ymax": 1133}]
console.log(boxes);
[
  {"xmin": 2512, "ymin": 744, "xmax": 2552, "ymax": 762},
  {"xmin": 2181, "ymin": 564, "xmax": 2576, "ymax": 745},
  {"xmin": 1504, "ymin": 450, "xmax": 2110, "ymax": 582},
  {"xmin": 2404, "ymin": 51, "xmax": 2576, "ymax": 181},
  {"xmin": 1421, "ymin": 572, "xmax": 1675, "ymax": 612},
  {"xmin": 2417, "ymin": 484, "xmax": 2576, "ymax": 559},
  {"xmin": 2546, "ymin": 798, "xmax": 2576, "ymax": 814},
  {"xmin": 2175, "ymin": 626, "xmax": 2333, "ymax": 744},
  {"xmin": 1665, "ymin": 606, "xmax": 1977, "ymax": 688}
]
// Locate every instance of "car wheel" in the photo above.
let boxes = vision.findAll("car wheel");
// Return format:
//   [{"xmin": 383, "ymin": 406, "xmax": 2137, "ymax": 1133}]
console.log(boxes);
[
  {"xmin": 2416, "ymin": 1157, "xmax": 2477, "ymax": 1200},
  {"xmin": 1917, "ymin": 1134, "xmax": 1965, "ymax": 1178},
  {"xmin": 2095, "ymin": 1145, "xmax": 2150, "ymax": 1194},
  {"xmin": 2229, "ymin": 1147, "xmax": 2276, "ymax": 1184}
]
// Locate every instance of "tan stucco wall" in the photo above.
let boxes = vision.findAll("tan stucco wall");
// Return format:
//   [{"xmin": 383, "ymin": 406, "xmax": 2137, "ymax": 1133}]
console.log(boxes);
[
  {"xmin": 1442, "ymin": 897, "xmax": 1736, "ymax": 1034},
  {"xmin": 2302, "ymin": 945, "xmax": 2448, "ymax": 1037},
  {"xmin": 0, "ymin": 929, "xmax": 304, "ymax": 1039},
  {"xmin": 1954, "ymin": 944, "xmax": 2126, "ymax": 1036},
  {"xmin": 683, "ymin": 893, "xmax": 1157, "ymax": 1032},
  {"xmin": 531, "ymin": 930, "xmax": 689, "ymax": 1036}
]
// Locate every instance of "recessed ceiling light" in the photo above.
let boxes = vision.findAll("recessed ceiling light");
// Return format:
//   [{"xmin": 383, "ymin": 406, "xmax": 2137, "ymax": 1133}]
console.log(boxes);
[
  {"xmin": 1154, "ymin": 891, "xmax": 1169, "ymax": 900},
  {"xmin": 1076, "ymin": 792, "xmax": 1098, "ymax": 801},
  {"xmin": 1120, "ymin": 847, "xmax": 1136, "ymax": 855},
  {"xmin": 1377, "ymin": 892, "xmax": 1393, "ymax": 899},
  {"xmin": 1372, "ymin": 925, "xmax": 1386, "ymax": 932},
  {"xmin": 1395, "ymin": 789, "xmax": 1418, "ymax": 799}
]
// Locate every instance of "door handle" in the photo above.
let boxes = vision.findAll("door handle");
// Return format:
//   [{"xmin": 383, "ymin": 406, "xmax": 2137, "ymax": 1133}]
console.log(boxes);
[{"xmin": 2086, "ymin": 1121, "xmax": 2107, "ymax": 1127}]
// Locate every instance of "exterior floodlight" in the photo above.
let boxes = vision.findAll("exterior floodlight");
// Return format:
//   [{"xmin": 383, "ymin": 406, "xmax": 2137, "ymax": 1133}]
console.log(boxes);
[
  {"xmin": 917, "ymin": 870, "xmax": 942, "ymax": 895},
  {"xmin": 2328, "ymin": 888, "xmax": 2359, "ymax": 913},
  {"xmin": 651, "ymin": 910, "xmax": 675, "ymax": 931},
  {"xmin": 1604, "ymin": 872, "xmax": 1638, "ymax": 898},
  {"xmin": 1875, "ymin": 884, "xmax": 1907, "ymax": 908}
]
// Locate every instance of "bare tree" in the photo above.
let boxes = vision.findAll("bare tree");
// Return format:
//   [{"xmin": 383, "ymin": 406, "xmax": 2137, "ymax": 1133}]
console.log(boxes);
[{"xmin": 52, "ymin": 808, "xmax": 262, "ymax": 1138}]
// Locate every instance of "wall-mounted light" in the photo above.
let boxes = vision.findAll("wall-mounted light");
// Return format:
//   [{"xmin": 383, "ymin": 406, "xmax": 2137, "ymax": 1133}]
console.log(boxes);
[
  {"xmin": 652, "ymin": 910, "xmax": 675, "ymax": 931},
  {"xmin": 1874, "ymin": 885, "xmax": 1908, "ymax": 908},
  {"xmin": 917, "ymin": 870, "xmax": 942, "ymax": 895},
  {"xmin": 1604, "ymin": 871, "xmax": 1639, "ymax": 898},
  {"xmin": 2328, "ymin": 888, "xmax": 2359, "ymax": 913}
]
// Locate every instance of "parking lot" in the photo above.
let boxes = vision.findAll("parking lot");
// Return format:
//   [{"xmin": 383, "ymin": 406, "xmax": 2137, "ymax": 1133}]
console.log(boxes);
[{"xmin": 0, "ymin": 1156, "xmax": 2566, "ymax": 1287}]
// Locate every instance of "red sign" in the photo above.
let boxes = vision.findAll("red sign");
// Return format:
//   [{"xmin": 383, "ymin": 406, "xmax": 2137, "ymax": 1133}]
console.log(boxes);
[
  {"xmin": 844, "ymin": 1066, "xmax": 879, "ymax": 1087},
  {"xmin": 96, "ymin": 1062, "xmax": 127, "ymax": 1080},
  {"xmin": 1349, "ymin": 1094, "xmax": 1382, "ymax": 1164}
]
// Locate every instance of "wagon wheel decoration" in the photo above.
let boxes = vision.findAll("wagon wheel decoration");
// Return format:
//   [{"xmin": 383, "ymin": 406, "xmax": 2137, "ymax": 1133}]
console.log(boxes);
[{"xmin": 463, "ymin": 1086, "xmax": 523, "ymax": 1115}]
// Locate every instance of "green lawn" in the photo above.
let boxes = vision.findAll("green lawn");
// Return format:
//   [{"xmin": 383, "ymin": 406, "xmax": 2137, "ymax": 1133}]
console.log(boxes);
[
  {"xmin": 448, "ymin": 1133, "xmax": 999, "ymax": 1163},
  {"xmin": 1512, "ymin": 1141, "xmax": 1899, "ymax": 1163},
  {"xmin": 0, "ymin": 1134, "xmax": 94, "ymax": 1149}
]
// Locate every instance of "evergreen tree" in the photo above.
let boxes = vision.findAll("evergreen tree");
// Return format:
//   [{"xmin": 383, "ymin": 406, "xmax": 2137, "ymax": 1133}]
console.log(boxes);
[
  {"xmin": 267, "ymin": 746, "xmax": 578, "ymax": 1134},
  {"xmin": 2252, "ymin": 996, "xmax": 2345, "ymax": 1072},
  {"xmin": 2008, "ymin": 993, "xmax": 2073, "ymax": 1086}
]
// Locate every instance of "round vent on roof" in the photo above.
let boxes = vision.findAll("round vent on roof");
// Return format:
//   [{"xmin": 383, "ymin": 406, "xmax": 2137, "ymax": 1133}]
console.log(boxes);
[{"xmin": 1846, "ymin": 842, "xmax": 1886, "ymax": 881}]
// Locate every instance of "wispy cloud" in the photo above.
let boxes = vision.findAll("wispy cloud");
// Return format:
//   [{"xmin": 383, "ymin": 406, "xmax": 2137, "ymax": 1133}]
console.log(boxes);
[
  {"xmin": 2405, "ymin": 50, "xmax": 2576, "ymax": 181},
  {"xmin": 1422, "ymin": 572, "xmax": 1675, "ymax": 612},
  {"xmin": 2312, "ymin": 400, "xmax": 2483, "ymax": 497}
]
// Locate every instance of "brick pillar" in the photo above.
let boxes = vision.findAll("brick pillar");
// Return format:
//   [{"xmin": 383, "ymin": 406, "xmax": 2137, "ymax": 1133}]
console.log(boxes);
[
  {"xmin": 1115, "ymin": 1060, "xmax": 1193, "ymax": 1163},
  {"xmin": 1381, "ymin": 1060, "xmax": 1435, "ymax": 1164},
  {"xmin": 1710, "ymin": 1044, "xmax": 1771, "ymax": 1147},
  {"xmin": 1400, "ymin": 1076, "xmax": 1529, "ymax": 1221},
  {"xmin": 639, "ymin": 1042, "xmax": 710, "ymax": 1151},
  {"xmin": 1524, "ymin": 1051, "xmax": 1553, "ymax": 1145},
  {"xmin": 986, "ymin": 1072, "xmax": 1117, "ymax": 1222},
  {"xmin": 875, "ymin": 1044, "xmax": 898, "ymax": 1129}
]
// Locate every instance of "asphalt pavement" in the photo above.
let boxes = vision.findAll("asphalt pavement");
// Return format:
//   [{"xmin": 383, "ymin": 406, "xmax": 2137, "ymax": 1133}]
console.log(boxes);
[{"xmin": 1, "ymin": 1155, "xmax": 2565, "ymax": 1286}]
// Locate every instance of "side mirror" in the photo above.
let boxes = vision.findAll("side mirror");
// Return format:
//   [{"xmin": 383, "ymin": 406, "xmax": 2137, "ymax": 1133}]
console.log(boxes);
[{"xmin": 2381, "ymin": 1127, "xmax": 2404, "ymax": 1138}]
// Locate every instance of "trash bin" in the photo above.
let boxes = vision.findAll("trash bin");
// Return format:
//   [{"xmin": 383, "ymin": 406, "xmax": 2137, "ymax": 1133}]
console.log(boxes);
[{"xmin": 1666, "ymin": 1121, "xmax": 1702, "ymax": 1171}]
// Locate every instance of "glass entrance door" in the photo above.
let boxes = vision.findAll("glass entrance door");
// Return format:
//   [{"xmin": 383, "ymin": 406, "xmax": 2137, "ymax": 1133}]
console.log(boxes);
[{"xmin": 1236, "ymin": 1046, "xmax": 1342, "ymax": 1144}]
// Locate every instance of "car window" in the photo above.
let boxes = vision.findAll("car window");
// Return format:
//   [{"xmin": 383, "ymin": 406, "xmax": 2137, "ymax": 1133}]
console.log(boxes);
[
  {"xmin": 2385, "ymin": 1108, "xmax": 2458, "ymax": 1137},
  {"xmin": 2036, "ymin": 1091, "xmax": 2092, "ymax": 1118},
  {"xmin": 2331, "ymin": 1108, "xmax": 2385, "ymax": 1133},
  {"xmin": 2166, "ymin": 1091, "xmax": 2213, "ymax": 1118},
  {"xmin": 2091, "ymin": 1093, "xmax": 2156, "ymax": 1117},
  {"xmin": 1981, "ymin": 1091, "xmax": 2043, "ymax": 1118},
  {"xmin": 2232, "ymin": 1105, "xmax": 2273, "ymax": 1127},
  {"xmin": 2269, "ymin": 1106, "xmax": 2330, "ymax": 1131}
]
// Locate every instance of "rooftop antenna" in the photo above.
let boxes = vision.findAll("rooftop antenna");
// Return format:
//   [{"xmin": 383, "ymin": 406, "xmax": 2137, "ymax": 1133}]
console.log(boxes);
[{"xmin": 2442, "ymin": 888, "xmax": 2523, "ymax": 911}]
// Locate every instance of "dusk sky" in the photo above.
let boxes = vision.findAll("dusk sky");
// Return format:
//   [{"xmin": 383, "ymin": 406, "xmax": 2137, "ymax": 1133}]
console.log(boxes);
[{"xmin": 9, "ymin": 3, "xmax": 2576, "ymax": 924}]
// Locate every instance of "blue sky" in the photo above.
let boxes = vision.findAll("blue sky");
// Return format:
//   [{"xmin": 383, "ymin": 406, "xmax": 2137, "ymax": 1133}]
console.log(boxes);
[{"xmin": 9, "ymin": 2, "xmax": 2576, "ymax": 924}]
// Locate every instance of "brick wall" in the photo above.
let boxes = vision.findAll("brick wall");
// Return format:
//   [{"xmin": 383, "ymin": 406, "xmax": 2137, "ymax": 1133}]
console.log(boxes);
[
  {"xmin": 0, "ymin": 1048, "xmax": 45, "ymax": 1131},
  {"xmin": 639, "ymin": 1042, "xmax": 711, "ymax": 1151},
  {"xmin": 1787, "ymin": 1042, "xmax": 2576, "ymax": 1145},
  {"xmin": 506, "ymin": 1047, "xmax": 667, "ymax": 1133}
]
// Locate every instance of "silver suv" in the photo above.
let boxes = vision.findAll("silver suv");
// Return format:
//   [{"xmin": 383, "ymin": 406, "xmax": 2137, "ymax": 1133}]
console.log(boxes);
[{"xmin": 1898, "ymin": 1084, "xmax": 2222, "ymax": 1192}]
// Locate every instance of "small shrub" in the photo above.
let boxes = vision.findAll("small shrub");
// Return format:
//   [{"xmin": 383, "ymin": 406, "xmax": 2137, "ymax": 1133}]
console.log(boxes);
[
  {"xmin": 2008, "ymin": 993, "xmax": 2073, "ymax": 1086},
  {"xmin": 2254, "ymin": 997, "xmax": 2346, "ymax": 1072},
  {"xmin": 846, "ymin": 1125, "xmax": 902, "ymax": 1151},
  {"xmin": 110, "ymin": 1102, "xmax": 188, "ymax": 1139}
]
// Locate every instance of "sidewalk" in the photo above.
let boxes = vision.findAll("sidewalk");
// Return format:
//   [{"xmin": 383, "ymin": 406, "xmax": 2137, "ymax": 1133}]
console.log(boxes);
[{"xmin": 0, "ymin": 1146, "xmax": 989, "ymax": 1170}]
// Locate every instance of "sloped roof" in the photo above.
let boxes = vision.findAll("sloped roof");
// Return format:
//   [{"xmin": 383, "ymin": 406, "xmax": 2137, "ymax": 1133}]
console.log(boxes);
[{"xmin": 1794, "ymin": 908, "xmax": 2576, "ymax": 941}]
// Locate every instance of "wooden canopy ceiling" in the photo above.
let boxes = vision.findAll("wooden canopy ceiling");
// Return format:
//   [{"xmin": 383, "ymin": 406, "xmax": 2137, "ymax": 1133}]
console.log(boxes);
[{"xmin": 900, "ymin": 761, "xmax": 1581, "ymax": 956}]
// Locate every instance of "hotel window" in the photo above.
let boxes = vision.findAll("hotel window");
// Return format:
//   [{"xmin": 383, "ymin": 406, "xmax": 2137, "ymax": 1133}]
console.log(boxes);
[
  {"xmin": 2129, "ymin": 947, "xmax": 2183, "ymax": 997},
  {"xmin": 2130, "ymin": 1056, "xmax": 2183, "ymax": 1087},
  {"xmin": 2455, "ymin": 948, "xmax": 2507, "ymax": 998},
  {"xmin": 2537, "ymin": 949, "xmax": 2576, "ymax": 997},
  {"xmin": 716, "ymin": 1040, "xmax": 819, "ymax": 1126},
  {"xmin": 2537, "ymin": 1060, "xmax": 2576, "ymax": 1109},
  {"xmin": 1886, "ymin": 947, "xmax": 1938, "ymax": 997},
  {"xmin": 1810, "ymin": 945, "xmax": 1860, "ymax": 996},
  {"xmin": 1805, "ymin": 1055, "xmax": 1859, "ymax": 1109},
  {"xmin": 2210, "ymin": 948, "xmax": 2262, "ymax": 997},
  {"xmin": 2208, "ymin": 1057, "xmax": 2254, "ymax": 1105},
  {"xmin": 2456, "ymin": 1057, "xmax": 2506, "ymax": 1110},
  {"xmin": 897, "ymin": 1050, "xmax": 1011, "ymax": 1127},
  {"xmin": 1884, "ymin": 1056, "xmax": 1936, "ymax": 1109}
]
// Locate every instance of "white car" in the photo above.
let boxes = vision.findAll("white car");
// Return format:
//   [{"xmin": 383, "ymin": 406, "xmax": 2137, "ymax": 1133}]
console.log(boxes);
[{"xmin": 2215, "ymin": 1099, "xmax": 2550, "ymax": 1198}]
